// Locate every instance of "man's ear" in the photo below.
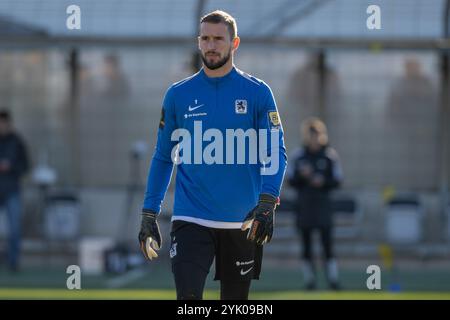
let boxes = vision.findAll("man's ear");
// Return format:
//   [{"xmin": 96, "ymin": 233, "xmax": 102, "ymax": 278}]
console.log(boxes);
[{"xmin": 232, "ymin": 36, "xmax": 240, "ymax": 51}]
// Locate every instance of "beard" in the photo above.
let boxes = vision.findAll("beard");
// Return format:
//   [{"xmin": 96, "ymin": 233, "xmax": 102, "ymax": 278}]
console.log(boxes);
[{"xmin": 201, "ymin": 48, "xmax": 231, "ymax": 70}]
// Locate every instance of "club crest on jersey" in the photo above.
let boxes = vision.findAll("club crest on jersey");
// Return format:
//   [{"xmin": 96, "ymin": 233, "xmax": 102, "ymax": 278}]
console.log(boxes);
[
  {"xmin": 235, "ymin": 99, "xmax": 247, "ymax": 114},
  {"xmin": 268, "ymin": 111, "xmax": 280, "ymax": 130}
]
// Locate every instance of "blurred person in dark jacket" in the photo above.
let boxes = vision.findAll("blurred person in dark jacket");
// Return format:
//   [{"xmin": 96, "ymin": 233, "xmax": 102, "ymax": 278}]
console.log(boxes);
[
  {"xmin": 0, "ymin": 110, "xmax": 29, "ymax": 272},
  {"xmin": 288, "ymin": 117, "xmax": 343, "ymax": 290}
]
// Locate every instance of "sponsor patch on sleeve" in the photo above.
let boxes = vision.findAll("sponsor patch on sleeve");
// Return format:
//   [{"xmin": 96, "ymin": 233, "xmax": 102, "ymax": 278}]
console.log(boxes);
[
  {"xmin": 268, "ymin": 111, "xmax": 280, "ymax": 130},
  {"xmin": 159, "ymin": 108, "xmax": 165, "ymax": 129}
]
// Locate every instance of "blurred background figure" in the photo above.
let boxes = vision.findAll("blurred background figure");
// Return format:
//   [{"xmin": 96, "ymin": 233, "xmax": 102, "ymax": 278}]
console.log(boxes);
[
  {"xmin": 99, "ymin": 54, "xmax": 130, "ymax": 99},
  {"xmin": 0, "ymin": 110, "xmax": 29, "ymax": 272},
  {"xmin": 288, "ymin": 117, "xmax": 343, "ymax": 290},
  {"xmin": 288, "ymin": 52, "xmax": 341, "ymax": 120},
  {"xmin": 386, "ymin": 57, "xmax": 438, "ymax": 188}
]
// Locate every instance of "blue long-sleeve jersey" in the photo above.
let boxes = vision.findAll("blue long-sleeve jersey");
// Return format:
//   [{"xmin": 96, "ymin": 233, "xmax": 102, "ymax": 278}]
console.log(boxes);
[{"xmin": 142, "ymin": 66, "xmax": 287, "ymax": 228}]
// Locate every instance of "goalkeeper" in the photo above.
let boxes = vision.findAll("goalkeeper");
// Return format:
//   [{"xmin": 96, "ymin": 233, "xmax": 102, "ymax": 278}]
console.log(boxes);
[{"xmin": 139, "ymin": 10, "xmax": 287, "ymax": 300}]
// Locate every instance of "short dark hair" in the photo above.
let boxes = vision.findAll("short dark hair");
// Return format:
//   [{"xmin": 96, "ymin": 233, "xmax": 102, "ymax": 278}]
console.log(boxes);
[
  {"xmin": 200, "ymin": 10, "xmax": 237, "ymax": 40},
  {"xmin": 0, "ymin": 109, "xmax": 11, "ymax": 122}
]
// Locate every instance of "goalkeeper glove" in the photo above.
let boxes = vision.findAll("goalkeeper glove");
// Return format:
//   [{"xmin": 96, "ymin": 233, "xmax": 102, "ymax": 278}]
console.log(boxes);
[
  {"xmin": 138, "ymin": 210, "xmax": 162, "ymax": 260},
  {"xmin": 241, "ymin": 194, "xmax": 280, "ymax": 245}
]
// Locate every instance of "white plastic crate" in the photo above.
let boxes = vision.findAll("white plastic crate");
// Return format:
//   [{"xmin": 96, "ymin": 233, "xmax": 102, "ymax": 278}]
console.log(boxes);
[{"xmin": 386, "ymin": 203, "xmax": 423, "ymax": 244}]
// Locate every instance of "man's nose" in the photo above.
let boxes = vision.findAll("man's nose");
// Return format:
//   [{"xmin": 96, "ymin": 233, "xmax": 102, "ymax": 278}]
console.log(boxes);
[{"xmin": 207, "ymin": 40, "xmax": 216, "ymax": 50}]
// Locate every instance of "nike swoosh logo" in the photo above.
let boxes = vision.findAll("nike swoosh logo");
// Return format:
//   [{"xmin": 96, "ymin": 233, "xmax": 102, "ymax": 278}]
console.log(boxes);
[
  {"xmin": 188, "ymin": 104, "xmax": 204, "ymax": 111},
  {"xmin": 240, "ymin": 267, "xmax": 253, "ymax": 275}
]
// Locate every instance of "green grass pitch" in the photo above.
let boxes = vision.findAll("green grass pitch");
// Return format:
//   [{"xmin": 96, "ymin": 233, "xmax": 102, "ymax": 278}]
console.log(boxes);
[{"xmin": 0, "ymin": 288, "xmax": 449, "ymax": 300}]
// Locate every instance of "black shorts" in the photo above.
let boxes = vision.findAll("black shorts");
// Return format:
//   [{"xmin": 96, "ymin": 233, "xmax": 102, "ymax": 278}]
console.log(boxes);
[{"xmin": 169, "ymin": 220, "xmax": 263, "ymax": 282}]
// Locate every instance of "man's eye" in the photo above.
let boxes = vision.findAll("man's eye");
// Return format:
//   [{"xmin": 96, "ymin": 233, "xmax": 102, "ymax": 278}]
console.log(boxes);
[{"xmin": 201, "ymin": 36, "xmax": 208, "ymax": 41}]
